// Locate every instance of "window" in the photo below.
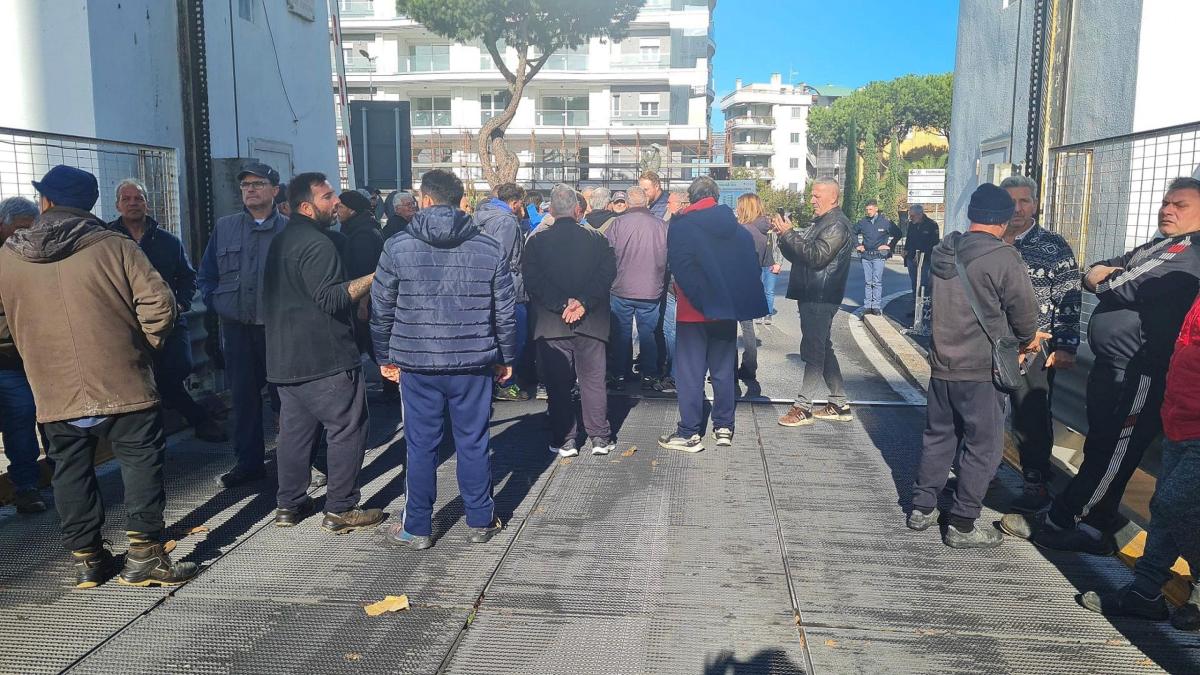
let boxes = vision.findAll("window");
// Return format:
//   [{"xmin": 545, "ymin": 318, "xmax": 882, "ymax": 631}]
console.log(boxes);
[
  {"xmin": 343, "ymin": 34, "xmax": 376, "ymax": 72},
  {"xmin": 238, "ymin": 0, "xmax": 254, "ymax": 21},
  {"xmin": 542, "ymin": 46, "xmax": 588, "ymax": 71},
  {"xmin": 612, "ymin": 95, "xmax": 621, "ymax": 116},
  {"xmin": 789, "ymin": 158, "xmax": 800, "ymax": 169},
  {"xmin": 639, "ymin": 42, "xmax": 661, "ymax": 63},
  {"xmin": 411, "ymin": 97, "xmax": 451, "ymax": 127},
  {"xmin": 480, "ymin": 91, "xmax": 512, "ymax": 123},
  {"xmin": 480, "ymin": 40, "xmax": 507, "ymax": 70},
  {"xmin": 791, "ymin": 106, "xmax": 804, "ymax": 118},
  {"xmin": 406, "ymin": 44, "xmax": 450, "ymax": 72},
  {"xmin": 790, "ymin": 133, "xmax": 801, "ymax": 144},
  {"xmin": 538, "ymin": 95, "xmax": 589, "ymax": 126},
  {"xmin": 640, "ymin": 101, "xmax": 660, "ymax": 117}
]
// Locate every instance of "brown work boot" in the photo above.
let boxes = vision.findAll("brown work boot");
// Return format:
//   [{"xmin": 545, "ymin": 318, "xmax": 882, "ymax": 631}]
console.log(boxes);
[
  {"xmin": 321, "ymin": 507, "xmax": 385, "ymax": 534},
  {"xmin": 118, "ymin": 541, "xmax": 198, "ymax": 587},
  {"xmin": 778, "ymin": 405, "xmax": 814, "ymax": 427},
  {"xmin": 812, "ymin": 402, "xmax": 853, "ymax": 422}
]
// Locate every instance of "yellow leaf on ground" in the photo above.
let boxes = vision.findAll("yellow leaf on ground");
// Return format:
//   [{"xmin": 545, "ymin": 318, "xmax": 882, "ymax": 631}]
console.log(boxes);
[
  {"xmin": 621, "ymin": 446, "xmax": 637, "ymax": 457},
  {"xmin": 162, "ymin": 540, "xmax": 177, "ymax": 554},
  {"xmin": 187, "ymin": 525, "xmax": 210, "ymax": 535},
  {"xmin": 560, "ymin": 458, "xmax": 574, "ymax": 465},
  {"xmin": 345, "ymin": 653, "xmax": 362, "ymax": 661},
  {"xmin": 824, "ymin": 639, "xmax": 838, "ymax": 648},
  {"xmin": 364, "ymin": 595, "xmax": 410, "ymax": 617}
]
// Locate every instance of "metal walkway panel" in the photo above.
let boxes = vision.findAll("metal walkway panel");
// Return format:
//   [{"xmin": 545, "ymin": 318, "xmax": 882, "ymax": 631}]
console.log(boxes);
[
  {"xmin": 64, "ymin": 597, "xmax": 464, "ymax": 675},
  {"xmin": 445, "ymin": 609, "xmax": 808, "ymax": 675}
]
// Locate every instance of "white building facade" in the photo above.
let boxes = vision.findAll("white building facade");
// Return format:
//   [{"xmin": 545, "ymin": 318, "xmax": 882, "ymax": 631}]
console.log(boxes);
[
  {"xmin": 718, "ymin": 74, "xmax": 814, "ymax": 191},
  {"xmin": 333, "ymin": 0, "xmax": 716, "ymax": 190}
]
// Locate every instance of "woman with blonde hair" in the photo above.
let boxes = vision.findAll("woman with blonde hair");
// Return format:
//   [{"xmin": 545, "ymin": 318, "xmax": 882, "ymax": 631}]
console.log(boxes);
[{"xmin": 734, "ymin": 193, "xmax": 775, "ymax": 382}]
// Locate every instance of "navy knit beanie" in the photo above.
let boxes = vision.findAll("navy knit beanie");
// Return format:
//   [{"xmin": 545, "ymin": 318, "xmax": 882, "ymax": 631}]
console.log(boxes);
[
  {"xmin": 339, "ymin": 190, "xmax": 371, "ymax": 215},
  {"xmin": 967, "ymin": 183, "xmax": 1015, "ymax": 225}
]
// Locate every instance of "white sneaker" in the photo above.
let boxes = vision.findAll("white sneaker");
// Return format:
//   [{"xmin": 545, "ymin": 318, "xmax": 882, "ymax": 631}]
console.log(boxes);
[
  {"xmin": 557, "ymin": 440, "xmax": 579, "ymax": 458},
  {"xmin": 589, "ymin": 437, "xmax": 615, "ymax": 455},
  {"xmin": 712, "ymin": 428, "xmax": 733, "ymax": 447}
]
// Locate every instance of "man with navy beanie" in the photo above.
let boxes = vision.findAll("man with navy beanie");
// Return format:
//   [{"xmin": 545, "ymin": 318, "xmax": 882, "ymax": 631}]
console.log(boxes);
[
  {"xmin": 908, "ymin": 183, "xmax": 1043, "ymax": 549},
  {"xmin": 0, "ymin": 165, "xmax": 196, "ymax": 587}
]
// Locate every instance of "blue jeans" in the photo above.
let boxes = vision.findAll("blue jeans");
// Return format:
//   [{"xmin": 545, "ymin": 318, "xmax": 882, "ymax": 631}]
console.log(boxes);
[
  {"xmin": 861, "ymin": 256, "xmax": 885, "ymax": 310},
  {"xmin": 664, "ymin": 293, "xmax": 677, "ymax": 377},
  {"xmin": 0, "ymin": 370, "xmax": 40, "ymax": 490},
  {"xmin": 761, "ymin": 267, "xmax": 778, "ymax": 315},
  {"xmin": 400, "ymin": 371, "xmax": 495, "ymax": 537},
  {"xmin": 609, "ymin": 295, "xmax": 661, "ymax": 379}
]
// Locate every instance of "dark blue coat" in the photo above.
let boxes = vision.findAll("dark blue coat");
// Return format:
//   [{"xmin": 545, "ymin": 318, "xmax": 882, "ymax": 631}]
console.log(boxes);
[
  {"xmin": 667, "ymin": 202, "xmax": 768, "ymax": 322},
  {"xmin": 108, "ymin": 217, "xmax": 197, "ymax": 326},
  {"xmin": 370, "ymin": 205, "xmax": 517, "ymax": 373}
]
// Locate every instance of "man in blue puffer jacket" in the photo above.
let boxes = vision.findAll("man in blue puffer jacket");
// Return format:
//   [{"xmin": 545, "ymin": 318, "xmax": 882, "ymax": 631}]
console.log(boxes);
[{"xmin": 369, "ymin": 169, "xmax": 518, "ymax": 550}]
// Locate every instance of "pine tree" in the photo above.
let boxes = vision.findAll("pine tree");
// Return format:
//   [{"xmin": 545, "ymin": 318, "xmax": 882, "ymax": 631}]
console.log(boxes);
[
  {"xmin": 842, "ymin": 119, "xmax": 858, "ymax": 219},
  {"xmin": 856, "ymin": 127, "xmax": 880, "ymax": 220}
]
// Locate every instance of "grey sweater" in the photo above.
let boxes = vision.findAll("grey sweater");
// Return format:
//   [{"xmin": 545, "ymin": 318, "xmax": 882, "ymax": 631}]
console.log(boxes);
[{"xmin": 928, "ymin": 230, "xmax": 1038, "ymax": 382}]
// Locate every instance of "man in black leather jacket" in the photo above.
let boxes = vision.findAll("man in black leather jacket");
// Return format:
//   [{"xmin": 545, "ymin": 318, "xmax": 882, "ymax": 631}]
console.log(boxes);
[{"xmin": 772, "ymin": 179, "xmax": 854, "ymax": 427}]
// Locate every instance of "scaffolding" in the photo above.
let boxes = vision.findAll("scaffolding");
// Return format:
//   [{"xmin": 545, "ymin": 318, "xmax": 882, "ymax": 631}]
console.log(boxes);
[{"xmin": 407, "ymin": 127, "xmax": 719, "ymax": 190}]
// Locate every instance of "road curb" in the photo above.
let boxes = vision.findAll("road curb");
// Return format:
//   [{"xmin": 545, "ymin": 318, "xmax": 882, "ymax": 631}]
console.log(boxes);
[{"xmin": 860, "ymin": 307, "xmax": 1194, "ymax": 605}]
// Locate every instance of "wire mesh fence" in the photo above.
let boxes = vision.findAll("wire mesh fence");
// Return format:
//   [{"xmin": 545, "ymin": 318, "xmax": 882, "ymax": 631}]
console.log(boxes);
[
  {"xmin": 0, "ymin": 127, "xmax": 181, "ymax": 237},
  {"xmin": 1045, "ymin": 121, "xmax": 1200, "ymax": 332}
]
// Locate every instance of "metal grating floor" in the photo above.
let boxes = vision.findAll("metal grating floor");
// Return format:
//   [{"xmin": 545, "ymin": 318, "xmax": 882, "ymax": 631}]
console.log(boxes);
[{"xmin": 2, "ymin": 302, "xmax": 1199, "ymax": 673}]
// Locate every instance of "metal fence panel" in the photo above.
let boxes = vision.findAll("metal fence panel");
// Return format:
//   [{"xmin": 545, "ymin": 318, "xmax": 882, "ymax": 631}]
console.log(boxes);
[{"xmin": 0, "ymin": 128, "xmax": 181, "ymax": 237}]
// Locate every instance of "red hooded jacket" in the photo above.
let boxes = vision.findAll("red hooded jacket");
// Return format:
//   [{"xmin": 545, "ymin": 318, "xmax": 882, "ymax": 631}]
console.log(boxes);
[{"xmin": 1163, "ymin": 293, "xmax": 1200, "ymax": 442}]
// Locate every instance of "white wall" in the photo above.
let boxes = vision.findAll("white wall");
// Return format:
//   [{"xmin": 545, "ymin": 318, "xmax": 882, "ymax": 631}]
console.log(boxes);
[
  {"xmin": 1132, "ymin": 1, "xmax": 1200, "ymax": 132},
  {"xmin": 205, "ymin": 0, "xmax": 338, "ymax": 183}
]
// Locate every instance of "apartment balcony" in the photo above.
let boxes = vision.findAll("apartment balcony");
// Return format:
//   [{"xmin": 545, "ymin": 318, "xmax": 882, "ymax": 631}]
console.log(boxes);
[
  {"xmin": 344, "ymin": 55, "xmax": 376, "ymax": 73},
  {"xmin": 731, "ymin": 142, "xmax": 774, "ymax": 155},
  {"xmin": 339, "ymin": 0, "xmax": 374, "ymax": 17},
  {"xmin": 609, "ymin": 54, "xmax": 671, "ymax": 70},
  {"xmin": 733, "ymin": 167, "xmax": 773, "ymax": 179},
  {"xmin": 726, "ymin": 115, "xmax": 774, "ymax": 130},
  {"xmin": 610, "ymin": 114, "xmax": 672, "ymax": 127}
]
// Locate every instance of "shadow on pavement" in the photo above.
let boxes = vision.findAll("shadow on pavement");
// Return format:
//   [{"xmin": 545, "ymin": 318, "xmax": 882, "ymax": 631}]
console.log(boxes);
[{"xmin": 703, "ymin": 647, "xmax": 807, "ymax": 675}]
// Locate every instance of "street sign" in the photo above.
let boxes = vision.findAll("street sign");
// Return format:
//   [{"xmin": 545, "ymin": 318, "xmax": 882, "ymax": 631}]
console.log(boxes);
[
  {"xmin": 716, "ymin": 180, "xmax": 757, "ymax": 209},
  {"xmin": 907, "ymin": 168, "xmax": 945, "ymax": 205}
]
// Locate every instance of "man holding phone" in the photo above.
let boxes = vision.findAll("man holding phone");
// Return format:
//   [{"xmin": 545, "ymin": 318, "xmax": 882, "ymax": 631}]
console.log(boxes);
[{"xmin": 998, "ymin": 175, "xmax": 1081, "ymax": 514}]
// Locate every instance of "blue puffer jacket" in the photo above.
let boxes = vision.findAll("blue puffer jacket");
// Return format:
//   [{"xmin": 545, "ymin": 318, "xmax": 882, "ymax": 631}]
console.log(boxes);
[
  {"xmin": 370, "ymin": 205, "xmax": 517, "ymax": 373},
  {"xmin": 667, "ymin": 201, "xmax": 768, "ymax": 321}
]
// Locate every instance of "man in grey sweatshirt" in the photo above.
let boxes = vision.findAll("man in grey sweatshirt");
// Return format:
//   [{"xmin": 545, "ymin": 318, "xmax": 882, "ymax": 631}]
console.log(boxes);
[{"xmin": 908, "ymin": 183, "xmax": 1044, "ymax": 549}]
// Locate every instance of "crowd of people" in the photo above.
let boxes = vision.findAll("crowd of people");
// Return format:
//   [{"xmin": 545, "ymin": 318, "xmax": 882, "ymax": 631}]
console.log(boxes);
[{"xmin": 1, "ymin": 159, "xmax": 1199, "ymax": 638}]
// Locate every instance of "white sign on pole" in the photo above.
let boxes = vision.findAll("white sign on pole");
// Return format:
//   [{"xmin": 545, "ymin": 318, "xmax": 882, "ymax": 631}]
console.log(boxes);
[{"xmin": 907, "ymin": 168, "xmax": 945, "ymax": 205}]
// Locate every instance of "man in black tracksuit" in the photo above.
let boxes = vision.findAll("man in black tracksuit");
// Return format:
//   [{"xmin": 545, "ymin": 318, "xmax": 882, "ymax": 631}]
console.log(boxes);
[
  {"xmin": 1001, "ymin": 177, "xmax": 1200, "ymax": 553},
  {"xmin": 908, "ymin": 184, "xmax": 1040, "ymax": 549}
]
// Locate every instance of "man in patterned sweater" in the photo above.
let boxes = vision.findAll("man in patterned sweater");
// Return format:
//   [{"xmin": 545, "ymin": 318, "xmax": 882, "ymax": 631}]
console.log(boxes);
[
  {"xmin": 1002, "ymin": 177, "xmax": 1200, "ymax": 554},
  {"xmin": 999, "ymin": 174, "xmax": 1082, "ymax": 512}
]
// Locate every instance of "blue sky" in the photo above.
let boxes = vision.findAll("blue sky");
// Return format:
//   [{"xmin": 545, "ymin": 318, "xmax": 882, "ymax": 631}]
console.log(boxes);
[{"xmin": 710, "ymin": 0, "xmax": 960, "ymax": 126}]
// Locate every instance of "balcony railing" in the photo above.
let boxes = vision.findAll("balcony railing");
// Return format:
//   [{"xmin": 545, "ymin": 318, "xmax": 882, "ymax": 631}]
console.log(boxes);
[
  {"xmin": 344, "ymin": 55, "xmax": 376, "ymax": 73},
  {"xmin": 726, "ymin": 115, "xmax": 775, "ymax": 129},
  {"xmin": 610, "ymin": 115, "xmax": 671, "ymax": 126},
  {"xmin": 609, "ymin": 54, "xmax": 670, "ymax": 70},
  {"xmin": 411, "ymin": 111, "xmax": 452, "ymax": 127},
  {"xmin": 731, "ymin": 142, "xmax": 774, "ymax": 154},
  {"xmin": 536, "ymin": 111, "xmax": 590, "ymax": 126}
]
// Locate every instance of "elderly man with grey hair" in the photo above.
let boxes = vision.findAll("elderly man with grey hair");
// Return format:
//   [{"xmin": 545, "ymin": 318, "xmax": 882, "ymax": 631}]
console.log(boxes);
[
  {"xmin": 903, "ymin": 203, "xmax": 941, "ymax": 295},
  {"xmin": 996, "ymin": 173, "xmax": 1082, "ymax": 513},
  {"xmin": 522, "ymin": 184, "xmax": 617, "ymax": 457},
  {"xmin": 605, "ymin": 184, "xmax": 669, "ymax": 390},
  {"xmin": 383, "ymin": 191, "xmax": 418, "ymax": 240},
  {"xmin": 109, "ymin": 179, "xmax": 227, "ymax": 444},
  {"xmin": 584, "ymin": 187, "xmax": 618, "ymax": 234},
  {"xmin": 0, "ymin": 196, "xmax": 46, "ymax": 513},
  {"xmin": 659, "ymin": 176, "xmax": 767, "ymax": 452}
]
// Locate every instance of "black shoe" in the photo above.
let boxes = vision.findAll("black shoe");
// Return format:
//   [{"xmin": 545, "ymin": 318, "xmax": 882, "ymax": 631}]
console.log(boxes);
[
  {"xmin": 588, "ymin": 437, "xmax": 616, "ymax": 456},
  {"xmin": 13, "ymin": 488, "xmax": 47, "ymax": 514},
  {"xmin": 468, "ymin": 517, "xmax": 504, "ymax": 544},
  {"xmin": 943, "ymin": 523, "xmax": 1003, "ymax": 549},
  {"xmin": 73, "ymin": 546, "xmax": 116, "ymax": 589},
  {"xmin": 735, "ymin": 366, "xmax": 756, "ymax": 383},
  {"xmin": 1009, "ymin": 480, "xmax": 1052, "ymax": 514},
  {"xmin": 274, "ymin": 498, "xmax": 315, "ymax": 527},
  {"xmin": 651, "ymin": 376, "xmax": 677, "ymax": 394},
  {"xmin": 193, "ymin": 419, "xmax": 228, "ymax": 443},
  {"xmin": 1078, "ymin": 585, "xmax": 1169, "ymax": 621},
  {"xmin": 606, "ymin": 375, "xmax": 624, "ymax": 390},
  {"xmin": 1033, "ymin": 523, "xmax": 1115, "ymax": 555},
  {"xmin": 493, "ymin": 384, "xmax": 531, "ymax": 402},
  {"xmin": 217, "ymin": 465, "xmax": 265, "ymax": 489},
  {"xmin": 118, "ymin": 543, "xmax": 198, "ymax": 587},
  {"xmin": 1172, "ymin": 603, "xmax": 1200, "ymax": 631},
  {"xmin": 906, "ymin": 508, "xmax": 939, "ymax": 531},
  {"xmin": 640, "ymin": 377, "xmax": 659, "ymax": 391},
  {"xmin": 322, "ymin": 507, "xmax": 385, "ymax": 534},
  {"xmin": 309, "ymin": 469, "xmax": 328, "ymax": 489}
]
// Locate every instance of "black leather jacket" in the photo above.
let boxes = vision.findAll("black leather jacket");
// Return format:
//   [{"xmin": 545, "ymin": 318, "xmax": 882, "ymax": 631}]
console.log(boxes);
[{"xmin": 778, "ymin": 207, "xmax": 853, "ymax": 305}]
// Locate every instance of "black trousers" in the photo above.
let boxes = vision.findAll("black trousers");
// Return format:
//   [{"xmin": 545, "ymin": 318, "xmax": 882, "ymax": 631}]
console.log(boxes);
[
  {"xmin": 155, "ymin": 324, "xmax": 210, "ymax": 427},
  {"xmin": 222, "ymin": 320, "xmax": 272, "ymax": 470},
  {"xmin": 1050, "ymin": 359, "xmax": 1165, "ymax": 531},
  {"xmin": 44, "ymin": 409, "xmax": 166, "ymax": 552},
  {"xmin": 1009, "ymin": 351, "xmax": 1056, "ymax": 481},
  {"xmin": 538, "ymin": 336, "xmax": 610, "ymax": 446},
  {"xmin": 912, "ymin": 379, "xmax": 1007, "ymax": 522},
  {"xmin": 275, "ymin": 369, "xmax": 369, "ymax": 514}
]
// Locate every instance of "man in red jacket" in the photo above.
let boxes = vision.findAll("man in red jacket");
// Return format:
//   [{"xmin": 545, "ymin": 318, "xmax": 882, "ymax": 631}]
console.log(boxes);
[{"xmin": 1077, "ymin": 290, "xmax": 1200, "ymax": 631}]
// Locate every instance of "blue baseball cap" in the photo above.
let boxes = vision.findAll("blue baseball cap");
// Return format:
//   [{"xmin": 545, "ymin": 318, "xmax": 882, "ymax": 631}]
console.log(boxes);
[
  {"xmin": 31, "ymin": 165, "xmax": 99, "ymax": 211},
  {"xmin": 236, "ymin": 162, "xmax": 281, "ymax": 185}
]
